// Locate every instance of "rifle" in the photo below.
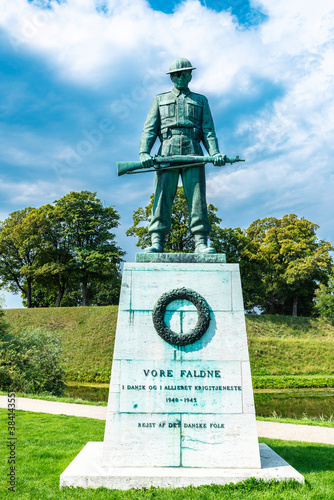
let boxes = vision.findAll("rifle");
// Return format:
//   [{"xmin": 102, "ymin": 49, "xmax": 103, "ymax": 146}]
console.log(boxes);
[{"xmin": 117, "ymin": 155, "xmax": 245, "ymax": 177}]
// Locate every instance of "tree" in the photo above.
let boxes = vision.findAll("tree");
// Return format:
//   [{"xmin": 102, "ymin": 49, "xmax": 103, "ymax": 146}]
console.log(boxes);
[
  {"xmin": 53, "ymin": 191, "xmax": 125, "ymax": 306},
  {"xmin": 127, "ymin": 187, "xmax": 222, "ymax": 252},
  {"xmin": 29, "ymin": 203, "xmax": 75, "ymax": 307},
  {"xmin": 0, "ymin": 191, "xmax": 125, "ymax": 308},
  {"xmin": 244, "ymin": 215, "xmax": 333, "ymax": 316},
  {"xmin": 28, "ymin": 192, "xmax": 125, "ymax": 307},
  {"xmin": 0, "ymin": 208, "xmax": 42, "ymax": 308}
]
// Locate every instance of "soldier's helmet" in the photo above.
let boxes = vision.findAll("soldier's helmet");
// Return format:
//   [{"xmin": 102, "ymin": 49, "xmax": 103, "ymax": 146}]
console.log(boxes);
[{"xmin": 166, "ymin": 58, "xmax": 196, "ymax": 74}]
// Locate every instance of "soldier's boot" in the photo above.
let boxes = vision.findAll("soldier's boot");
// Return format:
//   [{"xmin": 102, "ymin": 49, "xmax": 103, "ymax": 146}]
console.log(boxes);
[
  {"xmin": 194, "ymin": 233, "xmax": 216, "ymax": 254},
  {"xmin": 144, "ymin": 232, "xmax": 165, "ymax": 253}
]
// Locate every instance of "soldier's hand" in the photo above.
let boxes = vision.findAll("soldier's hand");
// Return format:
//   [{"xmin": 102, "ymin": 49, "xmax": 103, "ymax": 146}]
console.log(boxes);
[
  {"xmin": 213, "ymin": 154, "xmax": 225, "ymax": 167},
  {"xmin": 140, "ymin": 153, "xmax": 154, "ymax": 169}
]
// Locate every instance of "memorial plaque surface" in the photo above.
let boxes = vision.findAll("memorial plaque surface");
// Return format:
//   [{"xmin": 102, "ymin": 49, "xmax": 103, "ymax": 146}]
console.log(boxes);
[
  {"xmin": 119, "ymin": 360, "xmax": 242, "ymax": 413},
  {"xmin": 101, "ymin": 260, "xmax": 261, "ymax": 469}
]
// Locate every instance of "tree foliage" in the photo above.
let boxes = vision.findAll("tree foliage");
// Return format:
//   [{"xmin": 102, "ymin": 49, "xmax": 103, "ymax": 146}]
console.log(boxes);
[
  {"xmin": 53, "ymin": 191, "xmax": 124, "ymax": 306},
  {"xmin": 315, "ymin": 270, "xmax": 334, "ymax": 318},
  {"xmin": 29, "ymin": 204, "xmax": 75, "ymax": 307},
  {"xmin": 0, "ymin": 208, "xmax": 42, "ymax": 308},
  {"xmin": 244, "ymin": 215, "xmax": 333, "ymax": 316},
  {"xmin": 0, "ymin": 191, "xmax": 125, "ymax": 308}
]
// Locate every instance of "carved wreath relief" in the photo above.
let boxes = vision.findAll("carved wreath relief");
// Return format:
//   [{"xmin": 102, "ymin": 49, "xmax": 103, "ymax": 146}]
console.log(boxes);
[{"xmin": 152, "ymin": 287, "xmax": 211, "ymax": 346}]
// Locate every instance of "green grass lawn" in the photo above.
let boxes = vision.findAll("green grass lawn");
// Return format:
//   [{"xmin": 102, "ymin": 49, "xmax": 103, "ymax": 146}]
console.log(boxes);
[{"xmin": 1, "ymin": 409, "xmax": 334, "ymax": 499}]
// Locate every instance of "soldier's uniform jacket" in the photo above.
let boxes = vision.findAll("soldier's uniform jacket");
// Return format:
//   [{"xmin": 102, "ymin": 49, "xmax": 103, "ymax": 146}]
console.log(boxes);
[{"xmin": 140, "ymin": 87, "xmax": 220, "ymax": 157}]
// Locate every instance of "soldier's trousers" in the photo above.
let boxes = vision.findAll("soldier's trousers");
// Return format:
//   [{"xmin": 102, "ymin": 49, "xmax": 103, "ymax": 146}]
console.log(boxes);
[{"xmin": 148, "ymin": 165, "xmax": 211, "ymax": 235}]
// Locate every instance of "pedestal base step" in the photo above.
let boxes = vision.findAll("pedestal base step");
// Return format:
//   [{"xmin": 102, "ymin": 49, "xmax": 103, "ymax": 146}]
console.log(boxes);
[{"xmin": 60, "ymin": 442, "xmax": 304, "ymax": 490}]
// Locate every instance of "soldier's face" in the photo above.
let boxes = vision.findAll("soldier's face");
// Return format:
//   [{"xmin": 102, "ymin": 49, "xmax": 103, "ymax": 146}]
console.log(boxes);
[{"xmin": 171, "ymin": 70, "xmax": 192, "ymax": 90}]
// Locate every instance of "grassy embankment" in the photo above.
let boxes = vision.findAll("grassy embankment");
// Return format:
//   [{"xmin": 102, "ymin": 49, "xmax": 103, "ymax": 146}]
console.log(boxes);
[
  {"xmin": 4, "ymin": 308, "xmax": 334, "ymax": 388},
  {"xmin": 1, "ymin": 409, "xmax": 334, "ymax": 499}
]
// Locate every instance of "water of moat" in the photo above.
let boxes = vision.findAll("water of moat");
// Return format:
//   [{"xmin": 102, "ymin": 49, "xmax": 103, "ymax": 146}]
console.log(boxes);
[{"xmin": 65, "ymin": 384, "xmax": 334, "ymax": 420}]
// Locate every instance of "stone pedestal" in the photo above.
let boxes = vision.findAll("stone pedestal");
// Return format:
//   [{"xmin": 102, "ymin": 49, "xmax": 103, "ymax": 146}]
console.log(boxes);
[{"xmin": 60, "ymin": 255, "xmax": 304, "ymax": 489}]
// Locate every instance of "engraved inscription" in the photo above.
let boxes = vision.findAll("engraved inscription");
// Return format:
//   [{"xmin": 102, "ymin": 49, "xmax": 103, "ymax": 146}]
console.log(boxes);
[
  {"xmin": 135, "ymin": 419, "xmax": 226, "ymax": 430},
  {"xmin": 119, "ymin": 360, "xmax": 243, "ymax": 413}
]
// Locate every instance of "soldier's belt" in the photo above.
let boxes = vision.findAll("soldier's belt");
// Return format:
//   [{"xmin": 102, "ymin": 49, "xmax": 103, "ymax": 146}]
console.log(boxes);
[{"xmin": 161, "ymin": 127, "xmax": 200, "ymax": 140}]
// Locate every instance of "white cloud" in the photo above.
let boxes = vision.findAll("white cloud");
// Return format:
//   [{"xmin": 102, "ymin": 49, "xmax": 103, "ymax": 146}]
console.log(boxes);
[
  {"xmin": 2, "ymin": 0, "xmax": 331, "ymax": 103},
  {"xmin": 0, "ymin": 178, "xmax": 81, "ymax": 206},
  {"xmin": 2, "ymin": 0, "xmax": 332, "ymax": 106},
  {"xmin": 0, "ymin": 0, "xmax": 256, "ymax": 89},
  {"xmin": 1, "ymin": 0, "xmax": 333, "ymax": 239}
]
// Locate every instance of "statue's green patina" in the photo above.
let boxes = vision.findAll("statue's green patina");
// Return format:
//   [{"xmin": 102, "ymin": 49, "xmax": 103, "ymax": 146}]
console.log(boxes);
[{"xmin": 138, "ymin": 58, "xmax": 228, "ymax": 254}]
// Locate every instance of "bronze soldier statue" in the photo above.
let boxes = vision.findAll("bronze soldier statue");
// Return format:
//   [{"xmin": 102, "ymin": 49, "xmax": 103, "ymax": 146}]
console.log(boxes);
[{"xmin": 140, "ymin": 58, "xmax": 225, "ymax": 254}]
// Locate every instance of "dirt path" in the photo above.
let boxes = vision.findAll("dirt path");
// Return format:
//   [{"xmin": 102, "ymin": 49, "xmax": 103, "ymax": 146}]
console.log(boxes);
[{"xmin": 1, "ymin": 396, "xmax": 333, "ymax": 445}]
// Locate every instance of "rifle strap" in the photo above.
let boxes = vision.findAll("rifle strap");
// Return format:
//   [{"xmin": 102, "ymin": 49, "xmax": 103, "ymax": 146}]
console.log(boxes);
[{"xmin": 127, "ymin": 162, "xmax": 205, "ymax": 175}]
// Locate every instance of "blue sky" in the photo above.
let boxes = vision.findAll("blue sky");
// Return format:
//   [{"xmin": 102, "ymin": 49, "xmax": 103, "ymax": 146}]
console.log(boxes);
[{"xmin": 0, "ymin": 0, "xmax": 334, "ymax": 307}]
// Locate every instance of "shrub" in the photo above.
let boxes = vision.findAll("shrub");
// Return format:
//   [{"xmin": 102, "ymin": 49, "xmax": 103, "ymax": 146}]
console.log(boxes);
[{"xmin": 0, "ymin": 328, "xmax": 65, "ymax": 396}]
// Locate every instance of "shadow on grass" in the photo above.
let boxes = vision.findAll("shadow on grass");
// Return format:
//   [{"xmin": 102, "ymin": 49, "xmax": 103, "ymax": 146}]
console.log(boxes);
[{"xmin": 263, "ymin": 440, "xmax": 334, "ymax": 474}]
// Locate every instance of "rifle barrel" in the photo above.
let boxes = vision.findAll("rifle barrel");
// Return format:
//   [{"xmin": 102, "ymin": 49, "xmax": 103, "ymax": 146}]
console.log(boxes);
[{"xmin": 117, "ymin": 155, "xmax": 245, "ymax": 176}]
